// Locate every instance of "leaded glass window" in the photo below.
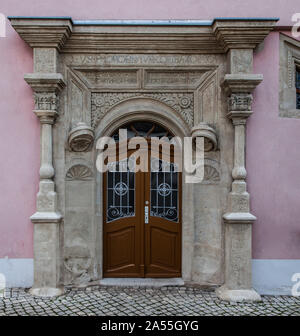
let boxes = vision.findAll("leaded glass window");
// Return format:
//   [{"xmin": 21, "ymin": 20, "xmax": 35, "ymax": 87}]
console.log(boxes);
[{"xmin": 150, "ymin": 158, "xmax": 179, "ymax": 223}]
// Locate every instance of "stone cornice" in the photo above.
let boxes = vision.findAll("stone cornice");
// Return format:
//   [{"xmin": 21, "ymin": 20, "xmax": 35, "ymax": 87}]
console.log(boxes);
[
  {"xmin": 212, "ymin": 19, "xmax": 278, "ymax": 51},
  {"xmin": 9, "ymin": 17, "xmax": 278, "ymax": 54},
  {"xmin": 9, "ymin": 17, "xmax": 73, "ymax": 51},
  {"xmin": 24, "ymin": 73, "xmax": 66, "ymax": 93},
  {"xmin": 223, "ymin": 74, "xmax": 263, "ymax": 94}
]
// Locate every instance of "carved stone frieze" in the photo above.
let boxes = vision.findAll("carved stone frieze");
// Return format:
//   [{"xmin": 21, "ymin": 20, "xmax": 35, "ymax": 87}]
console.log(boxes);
[
  {"xmin": 34, "ymin": 92, "xmax": 58, "ymax": 111},
  {"xmin": 91, "ymin": 92, "xmax": 194, "ymax": 129},
  {"xmin": 228, "ymin": 93, "xmax": 253, "ymax": 112}
]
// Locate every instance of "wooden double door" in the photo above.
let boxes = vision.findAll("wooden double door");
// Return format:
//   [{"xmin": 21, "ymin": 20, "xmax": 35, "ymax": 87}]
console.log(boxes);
[{"xmin": 103, "ymin": 146, "xmax": 182, "ymax": 278}]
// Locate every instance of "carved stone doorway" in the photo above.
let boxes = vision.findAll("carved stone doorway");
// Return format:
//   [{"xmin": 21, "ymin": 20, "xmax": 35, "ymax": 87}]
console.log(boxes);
[{"xmin": 9, "ymin": 17, "xmax": 278, "ymax": 301}]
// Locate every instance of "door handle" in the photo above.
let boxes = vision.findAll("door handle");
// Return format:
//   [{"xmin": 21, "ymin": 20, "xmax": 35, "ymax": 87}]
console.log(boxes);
[{"xmin": 144, "ymin": 205, "xmax": 149, "ymax": 224}]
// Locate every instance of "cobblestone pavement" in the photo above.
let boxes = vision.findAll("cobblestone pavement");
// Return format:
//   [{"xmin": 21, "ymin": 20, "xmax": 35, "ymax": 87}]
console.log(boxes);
[{"xmin": 0, "ymin": 286, "xmax": 299, "ymax": 316}]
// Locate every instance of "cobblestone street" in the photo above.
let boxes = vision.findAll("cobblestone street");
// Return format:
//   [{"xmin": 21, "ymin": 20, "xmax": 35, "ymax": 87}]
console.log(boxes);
[{"xmin": 0, "ymin": 286, "xmax": 299, "ymax": 316}]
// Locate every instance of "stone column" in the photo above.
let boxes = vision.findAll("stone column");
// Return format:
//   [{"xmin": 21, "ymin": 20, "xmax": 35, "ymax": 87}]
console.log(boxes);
[
  {"xmin": 25, "ymin": 73, "xmax": 65, "ymax": 296},
  {"xmin": 211, "ymin": 19, "xmax": 278, "ymax": 302},
  {"xmin": 216, "ymin": 49, "xmax": 263, "ymax": 301},
  {"xmin": 8, "ymin": 17, "xmax": 73, "ymax": 297}
]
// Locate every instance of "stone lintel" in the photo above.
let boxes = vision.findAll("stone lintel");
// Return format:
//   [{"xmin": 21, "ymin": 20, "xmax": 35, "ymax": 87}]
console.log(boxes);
[
  {"xmin": 223, "ymin": 74, "xmax": 263, "ymax": 94},
  {"xmin": 24, "ymin": 73, "xmax": 65, "ymax": 93},
  {"xmin": 30, "ymin": 211, "xmax": 62, "ymax": 223},
  {"xmin": 223, "ymin": 212, "xmax": 256, "ymax": 224},
  {"xmin": 9, "ymin": 18, "xmax": 73, "ymax": 51},
  {"xmin": 212, "ymin": 19, "xmax": 278, "ymax": 52}
]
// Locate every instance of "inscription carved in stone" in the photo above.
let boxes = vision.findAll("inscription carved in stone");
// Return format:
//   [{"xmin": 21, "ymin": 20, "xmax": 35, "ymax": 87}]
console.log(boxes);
[
  {"xmin": 91, "ymin": 92, "xmax": 194, "ymax": 129},
  {"xmin": 65, "ymin": 54, "xmax": 220, "ymax": 67}
]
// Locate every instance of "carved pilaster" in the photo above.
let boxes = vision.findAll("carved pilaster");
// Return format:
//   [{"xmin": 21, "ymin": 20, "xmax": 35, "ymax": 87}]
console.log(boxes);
[
  {"xmin": 24, "ymin": 73, "xmax": 66, "ymax": 297},
  {"xmin": 216, "ymin": 63, "xmax": 263, "ymax": 302}
]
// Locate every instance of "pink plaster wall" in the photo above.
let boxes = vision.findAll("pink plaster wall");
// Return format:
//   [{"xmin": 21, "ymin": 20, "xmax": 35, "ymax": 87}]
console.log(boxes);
[
  {"xmin": 0, "ymin": 0, "xmax": 300, "ymax": 259},
  {"xmin": 250, "ymin": 32, "xmax": 300, "ymax": 259}
]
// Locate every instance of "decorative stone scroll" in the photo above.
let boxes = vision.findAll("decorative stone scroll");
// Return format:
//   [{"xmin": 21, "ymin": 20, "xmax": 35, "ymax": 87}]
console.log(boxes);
[
  {"xmin": 191, "ymin": 122, "xmax": 218, "ymax": 152},
  {"xmin": 91, "ymin": 92, "xmax": 194, "ymax": 129},
  {"xmin": 68, "ymin": 122, "xmax": 94, "ymax": 152}
]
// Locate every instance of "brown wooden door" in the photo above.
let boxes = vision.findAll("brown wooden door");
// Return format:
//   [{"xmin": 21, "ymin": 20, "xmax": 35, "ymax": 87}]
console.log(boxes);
[{"xmin": 103, "ymin": 145, "xmax": 181, "ymax": 278}]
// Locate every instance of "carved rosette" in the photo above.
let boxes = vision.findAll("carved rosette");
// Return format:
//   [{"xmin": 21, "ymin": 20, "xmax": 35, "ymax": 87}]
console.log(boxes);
[
  {"xmin": 191, "ymin": 122, "xmax": 218, "ymax": 152},
  {"xmin": 68, "ymin": 122, "xmax": 94, "ymax": 152}
]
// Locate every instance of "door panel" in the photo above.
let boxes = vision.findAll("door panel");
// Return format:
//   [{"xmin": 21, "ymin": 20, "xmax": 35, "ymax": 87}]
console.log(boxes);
[
  {"xmin": 103, "ymin": 155, "xmax": 144, "ymax": 277},
  {"xmin": 145, "ymin": 158, "xmax": 181, "ymax": 277}
]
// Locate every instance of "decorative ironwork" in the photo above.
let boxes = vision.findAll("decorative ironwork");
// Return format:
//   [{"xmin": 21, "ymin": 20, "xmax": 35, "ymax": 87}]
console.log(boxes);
[
  {"xmin": 150, "ymin": 158, "xmax": 179, "ymax": 223},
  {"xmin": 106, "ymin": 159, "xmax": 135, "ymax": 223},
  {"xmin": 111, "ymin": 121, "xmax": 172, "ymax": 141}
]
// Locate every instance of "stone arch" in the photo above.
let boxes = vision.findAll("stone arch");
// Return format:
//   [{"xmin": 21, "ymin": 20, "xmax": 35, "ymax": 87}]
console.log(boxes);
[
  {"xmin": 94, "ymin": 97, "xmax": 191, "ymax": 139},
  {"xmin": 94, "ymin": 97, "xmax": 194, "ymax": 281}
]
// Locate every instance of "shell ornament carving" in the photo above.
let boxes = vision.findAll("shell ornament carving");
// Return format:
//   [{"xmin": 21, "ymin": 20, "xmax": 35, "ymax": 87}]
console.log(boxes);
[
  {"xmin": 66, "ymin": 164, "xmax": 93, "ymax": 181},
  {"xmin": 203, "ymin": 165, "xmax": 220, "ymax": 183}
]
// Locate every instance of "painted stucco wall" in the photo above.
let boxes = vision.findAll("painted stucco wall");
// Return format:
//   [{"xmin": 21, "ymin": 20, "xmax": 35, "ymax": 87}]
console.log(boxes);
[{"xmin": 0, "ymin": 0, "xmax": 300, "ymax": 292}]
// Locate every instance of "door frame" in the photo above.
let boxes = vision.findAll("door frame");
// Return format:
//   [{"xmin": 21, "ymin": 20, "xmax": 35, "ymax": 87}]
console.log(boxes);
[
  {"xmin": 95, "ymin": 98, "xmax": 194, "ymax": 281},
  {"xmin": 102, "ymin": 138, "xmax": 182, "ymax": 277}
]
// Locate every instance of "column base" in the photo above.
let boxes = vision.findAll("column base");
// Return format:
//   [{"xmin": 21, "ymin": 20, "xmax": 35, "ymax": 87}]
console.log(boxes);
[
  {"xmin": 215, "ymin": 285, "xmax": 261, "ymax": 302},
  {"xmin": 29, "ymin": 287, "xmax": 64, "ymax": 297}
]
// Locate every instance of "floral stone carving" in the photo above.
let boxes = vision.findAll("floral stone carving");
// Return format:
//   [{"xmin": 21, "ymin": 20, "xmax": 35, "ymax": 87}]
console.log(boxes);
[{"xmin": 91, "ymin": 92, "xmax": 194, "ymax": 129}]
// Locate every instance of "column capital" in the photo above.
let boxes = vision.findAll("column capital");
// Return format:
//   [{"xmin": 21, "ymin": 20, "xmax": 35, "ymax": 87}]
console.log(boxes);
[{"xmin": 34, "ymin": 110, "xmax": 58, "ymax": 125}]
